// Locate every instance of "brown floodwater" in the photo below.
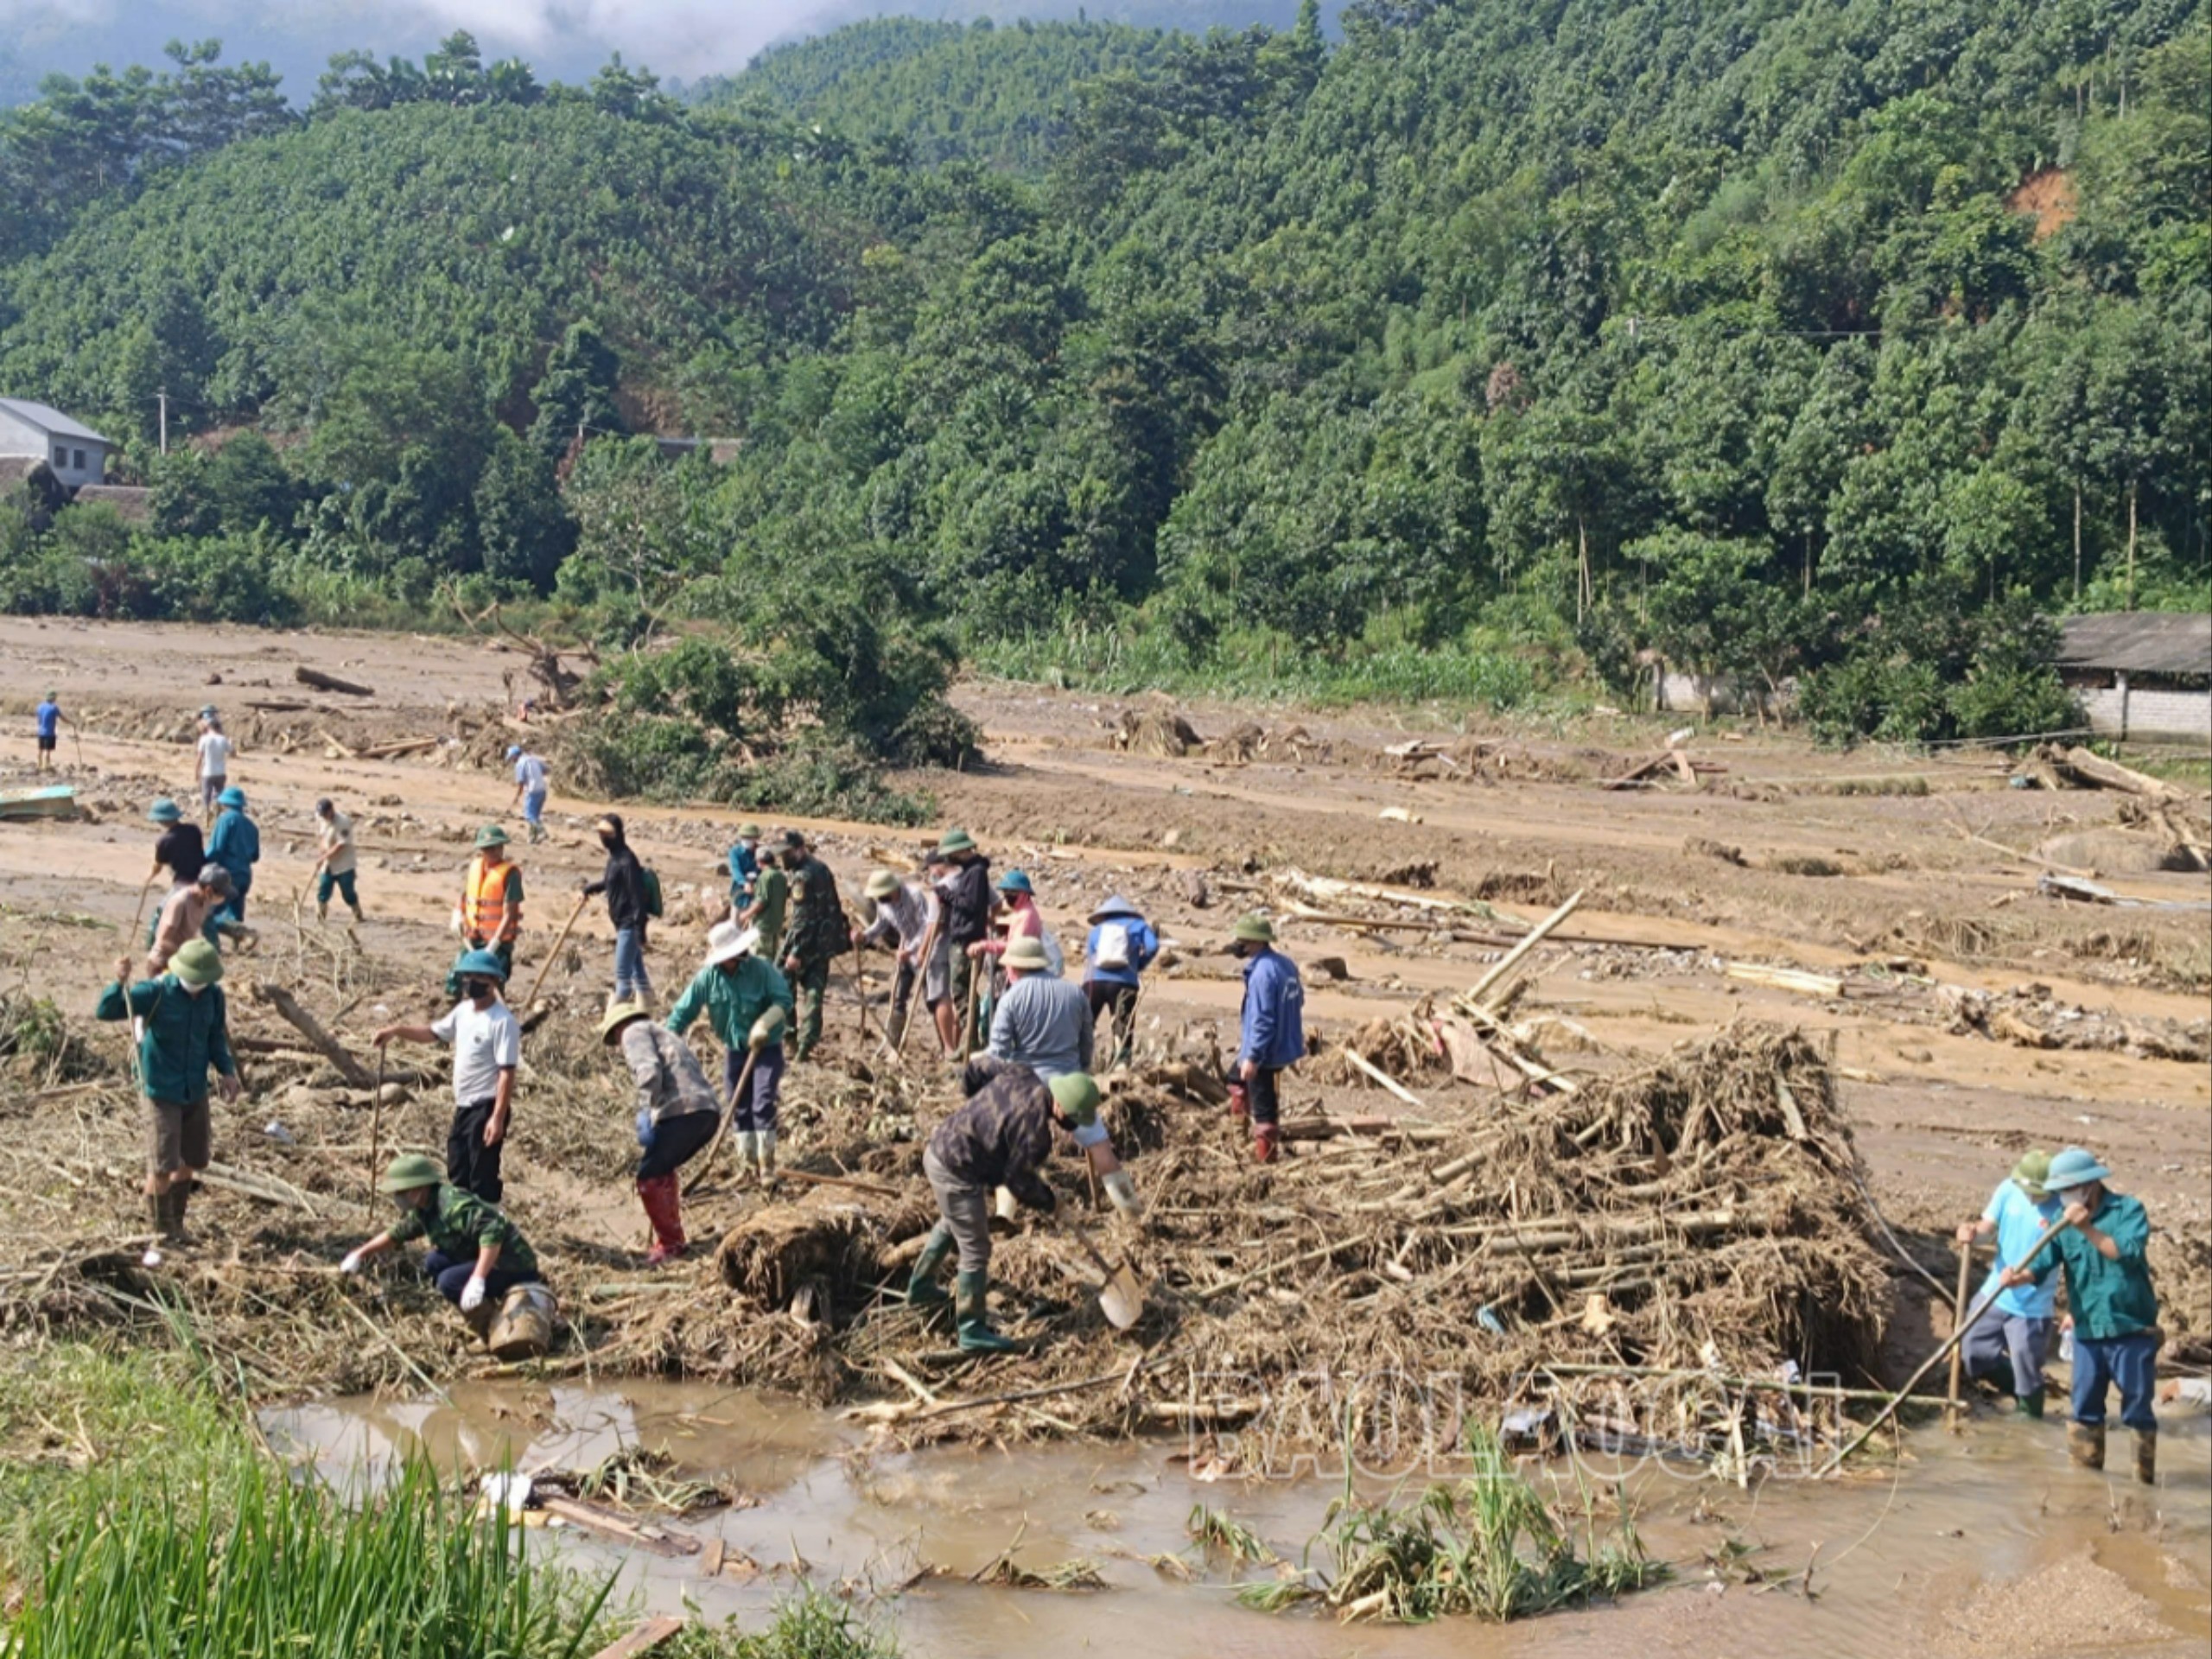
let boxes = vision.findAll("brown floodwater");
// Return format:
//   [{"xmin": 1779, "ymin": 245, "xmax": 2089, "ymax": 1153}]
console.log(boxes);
[{"xmin": 263, "ymin": 1384, "xmax": 2210, "ymax": 1659}]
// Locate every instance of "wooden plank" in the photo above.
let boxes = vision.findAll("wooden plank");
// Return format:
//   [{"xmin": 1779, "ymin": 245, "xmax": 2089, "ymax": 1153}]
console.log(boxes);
[
  {"xmin": 1722, "ymin": 961, "xmax": 1844, "ymax": 999},
  {"xmin": 1463, "ymin": 889, "xmax": 1583, "ymax": 1008},
  {"xmin": 1342, "ymin": 1047, "xmax": 1427, "ymax": 1109},
  {"xmin": 538, "ymin": 1496, "xmax": 701, "ymax": 1557},
  {"xmin": 588, "ymin": 1618, "xmax": 685, "ymax": 1659},
  {"xmin": 296, "ymin": 664, "xmax": 376, "ymax": 697}
]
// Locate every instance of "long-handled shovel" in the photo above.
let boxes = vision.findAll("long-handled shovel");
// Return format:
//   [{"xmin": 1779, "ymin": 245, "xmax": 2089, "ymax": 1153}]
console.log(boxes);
[
  {"xmin": 1815, "ymin": 1214, "xmax": 2069, "ymax": 1477},
  {"xmin": 684, "ymin": 1046, "xmax": 762, "ymax": 1198},
  {"xmin": 1946, "ymin": 1240, "xmax": 1974, "ymax": 1428},
  {"xmin": 1067, "ymin": 1217, "xmax": 1144, "ymax": 1330},
  {"xmin": 365, "ymin": 1043, "xmax": 387, "ymax": 1207},
  {"xmin": 518, "ymin": 891, "xmax": 590, "ymax": 1013},
  {"xmin": 899, "ymin": 918, "xmax": 942, "ymax": 1062}
]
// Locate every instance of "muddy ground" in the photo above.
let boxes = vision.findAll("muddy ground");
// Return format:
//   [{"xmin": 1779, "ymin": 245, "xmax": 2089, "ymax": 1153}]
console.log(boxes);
[{"xmin": 2, "ymin": 615, "xmax": 2209, "ymax": 1650}]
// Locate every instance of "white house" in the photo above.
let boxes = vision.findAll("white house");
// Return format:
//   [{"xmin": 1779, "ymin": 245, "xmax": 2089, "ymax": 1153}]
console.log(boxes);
[
  {"xmin": 2056, "ymin": 612, "xmax": 2211, "ymax": 743},
  {"xmin": 0, "ymin": 398, "xmax": 116, "ymax": 490}
]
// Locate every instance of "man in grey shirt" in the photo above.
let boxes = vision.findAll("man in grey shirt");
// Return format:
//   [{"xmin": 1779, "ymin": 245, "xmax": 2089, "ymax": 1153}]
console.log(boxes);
[{"xmin": 986, "ymin": 934, "xmax": 1093, "ymax": 1081}]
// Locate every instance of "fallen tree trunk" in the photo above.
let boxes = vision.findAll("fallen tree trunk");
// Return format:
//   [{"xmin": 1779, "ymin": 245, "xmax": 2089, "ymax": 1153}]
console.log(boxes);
[
  {"xmin": 251, "ymin": 982, "xmax": 376, "ymax": 1089},
  {"xmin": 295, "ymin": 665, "xmax": 375, "ymax": 697},
  {"xmin": 2053, "ymin": 745, "xmax": 2191, "ymax": 803}
]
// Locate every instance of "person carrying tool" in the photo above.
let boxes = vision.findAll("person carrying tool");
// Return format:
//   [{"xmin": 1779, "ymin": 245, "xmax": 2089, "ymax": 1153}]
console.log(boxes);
[
  {"xmin": 205, "ymin": 785, "xmax": 260, "ymax": 947},
  {"xmin": 936, "ymin": 829, "xmax": 995, "ymax": 1051},
  {"xmin": 194, "ymin": 712, "xmax": 232, "ymax": 816},
  {"xmin": 312, "ymin": 798, "xmax": 365, "ymax": 925},
  {"xmin": 32, "ymin": 690, "xmax": 69, "ymax": 771},
  {"xmin": 451, "ymin": 824, "xmax": 524, "ymax": 995},
  {"xmin": 1955, "ymin": 1150, "xmax": 2062, "ymax": 1417},
  {"xmin": 1082, "ymin": 895, "xmax": 1157, "ymax": 1070},
  {"xmin": 668, "ymin": 921, "xmax": 792, "ymax": 1183},
  {"xmin": 340, "ymin": 1154, "xmax": 543, "ymax": 1335},
  {"xmin": 147, "ymin": 797, "xmax": 205, "ymax": 886},
  {"xmin": 976, "ymin": 869, "xmax": 1063, "ymax": 976},
  {"xmin": 908, "ymin": 1059, "xmax": 1102, "ymax": 1351},
  {"xmin": 1230, "ymin": 913, "xmax": 1305, "ymax": 1164},
  {"xmin": 776, "ymin": 830, "xmax": 847, "ymax": 1063},
  {"xmin": 96, "ymin": 938, "xmax": 238, "ymax": 1246},
  {"xmin": 374, "ymin": 949, "xmax": 521, "ymax": 1205},
  {"xmin": 147, "ymin": 866, "xmax": 231, "ymax": 976},
  {"xmin": 726, "ymin": 822, "xmax": 764, "ymax": 916},
  {"xmin": 986, "ymin": 935, "xmax": 1093, "ymax": 1080},
  {"xmin": 601, "ymin": 1001, "xmax": 721, "ymax": 1262},
  {"xmin": 582, "ymin": 812, "xmax": 653, "ymax": 1007},
  {"xmin": 739, "ymin": 834, "xmax": 790, "ymax": 964},
  {"xmin": 506, "ymin": 746, "xmax": 550, "ymax": 843},
  {"xmin": 1999, "ymin": 1146, "xmax": 2163, "ymax": 1483},
  {"xmin": 856, "ymin": 869, "xmax": 941, "ymax": 1048}
]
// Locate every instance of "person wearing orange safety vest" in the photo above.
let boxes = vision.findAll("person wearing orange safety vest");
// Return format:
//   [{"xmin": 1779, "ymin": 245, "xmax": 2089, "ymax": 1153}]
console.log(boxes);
[{"xmin": 449, "ymin": 823, "xmax": 525, "ymax": 996}]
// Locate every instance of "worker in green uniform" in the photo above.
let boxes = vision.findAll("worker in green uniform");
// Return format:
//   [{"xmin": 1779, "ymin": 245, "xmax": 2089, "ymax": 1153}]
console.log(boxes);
[
  {"xmin": 341, "ymin": 1154, "xmax": 544, "ymax": 1340},
  {"xmin": 775, "ymin": 829, "xmax": 847, "ymax": 1063},
  {"xmin": 740, "ymin": 835, "xmax": 790, "ymax": 965}
]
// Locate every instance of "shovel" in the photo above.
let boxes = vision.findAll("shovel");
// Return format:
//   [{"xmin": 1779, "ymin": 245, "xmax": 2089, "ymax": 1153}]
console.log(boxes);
[{"xmin": 1067, "ymin": 1217, "xmax": 1144, "ymax": 1330}]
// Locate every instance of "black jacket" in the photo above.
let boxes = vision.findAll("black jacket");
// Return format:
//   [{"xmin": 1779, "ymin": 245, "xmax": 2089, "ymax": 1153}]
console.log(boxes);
[
  {"xmin": 940, "ymin": 856, "xmax": 994, "ymax": 947},
  {"xmin": 587, "ymin": 841, "xmax": 651, "ymax": 931},
  {"xmin": 930, "ymin": 1056, "xmax": 1058, "ymax": 1211},
  {"xmin": 155, "ymin": 823, "xmax": 206, "ymax": 883}
]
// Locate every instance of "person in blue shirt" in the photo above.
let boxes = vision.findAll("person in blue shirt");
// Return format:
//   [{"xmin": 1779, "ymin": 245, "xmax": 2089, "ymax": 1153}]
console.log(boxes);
[
  {"xmin": 1955, "ymin": 1150, "xmax": 2062, "ymax": 1416},
  {"xmin": 726, "ymin": 822, "xmax": 764, "ymax": 915},
  {"xmin": 206, "ymin": 785, "xmax": 261, "ymax": 945},
  {"xmin": 505, "ymin": 747, "xmax": 550, "ymax": 843},
  {"xmin": 32, "ymin": 690, "xmax": 68, "ymax": 771},
  {"xmin": 1082, "ymin": 895, "xmax": 1158, "ymax": 1071},
  {"xmin": 1231, "ymin": 912, "xmax": 1305, "ymax": 1164}
]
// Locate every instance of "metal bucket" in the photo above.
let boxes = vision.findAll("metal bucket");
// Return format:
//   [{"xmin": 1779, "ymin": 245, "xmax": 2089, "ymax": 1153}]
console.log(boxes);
[{"xmin": 486, "ymin": 1281, "xmax": 557, "ymax": 1361}]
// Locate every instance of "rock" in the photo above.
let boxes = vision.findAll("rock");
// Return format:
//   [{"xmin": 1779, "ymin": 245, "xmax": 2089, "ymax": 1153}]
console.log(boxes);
[
  {"xmin": 378, "ymin": 1082, "xmax": 410, "ymax": 1107},
  {"xmin": 1177, "ymin": 869, "xmax": 1211, "ymax": 909},
  {"xmin": 1161, "ymin": 828, "xmax": 1181, "ymax": 849}
]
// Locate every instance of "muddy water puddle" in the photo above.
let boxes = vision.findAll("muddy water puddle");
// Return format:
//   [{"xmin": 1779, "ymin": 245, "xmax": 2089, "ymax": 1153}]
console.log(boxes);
[{"xmin": 264, "ymin": 1384, "xmax": 2209, "ymax": 1658}]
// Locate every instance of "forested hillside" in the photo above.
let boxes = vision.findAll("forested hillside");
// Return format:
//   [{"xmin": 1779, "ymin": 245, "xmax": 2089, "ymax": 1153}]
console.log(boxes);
[{"xmin": 1, "ymin": 2, "xmax": 2206, "ymax": 775}]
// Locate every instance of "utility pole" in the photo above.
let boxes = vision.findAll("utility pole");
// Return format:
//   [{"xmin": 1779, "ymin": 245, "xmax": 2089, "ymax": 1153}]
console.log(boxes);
[{"xmin": 157, "ymin": 389, "xmax": 168, "ymax": 455}]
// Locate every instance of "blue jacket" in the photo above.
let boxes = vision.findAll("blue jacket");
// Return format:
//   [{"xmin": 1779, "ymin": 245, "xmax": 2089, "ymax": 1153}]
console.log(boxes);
[
  {"xmin": 1238, "ymin": 947, "xmax": 1305, "ymax": 1070},
  {"xmin": 1084, "ymin": 918, "xmax": 1159, "ymax": 989},
  {"xmin": 208, "ymin": 808, "xmax": 260, "ymax": 896},
  {"xmin": 727, "ymin": 842, "xmax": 760, "ymax": 902}
]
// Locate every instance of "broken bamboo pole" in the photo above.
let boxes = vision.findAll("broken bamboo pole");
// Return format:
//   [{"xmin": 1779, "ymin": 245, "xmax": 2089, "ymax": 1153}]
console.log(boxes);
[{"xmin": 1463, "ymin": 889, "xmax": 1583, "ymax": 1008}]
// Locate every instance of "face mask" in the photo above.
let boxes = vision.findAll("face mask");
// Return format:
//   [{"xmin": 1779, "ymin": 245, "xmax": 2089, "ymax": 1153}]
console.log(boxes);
[
  {"xmin": 180, "ymin": 982, "xmax": 207, "ymax": 997},
  {"xmin": 464, "ymin": 980, "xmax": 494, "ymax": 1001}
]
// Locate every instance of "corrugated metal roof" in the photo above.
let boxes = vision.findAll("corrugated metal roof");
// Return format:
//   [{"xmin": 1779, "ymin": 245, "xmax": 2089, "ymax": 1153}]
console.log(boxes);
[
  {"xmin": 0, "ymin": 397, "xmax": 116, "ymax": 445},
  {"xmin": 2057, "ymin": 611, "xmax": 2212, "ymax": 677}
]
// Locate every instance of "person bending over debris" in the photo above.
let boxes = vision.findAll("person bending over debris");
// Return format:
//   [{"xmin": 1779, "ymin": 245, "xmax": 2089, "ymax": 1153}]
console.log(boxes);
[
  {"xmin": 206, "ymin": 785, "xmax": 260, "ymax": 947},
  {"xmin": 2000, "ymin": 1146, "xmax": 2163, "ymax": 1484},
  {"xmin": 987, "ymin": 934, "xmax": 1093, "ymax": 1080},
  {"xmin": 506, "ymin": 746, "xmax": 550, "ymax": 843},
  {"xmin": 312, "ymin": 798, "xmax": 365, "ymax": 925},
  {"xmin": 451, "ymin": 824, "xmax": 524, "ymax": 996},
  {"xmin": 343, "ymin": 1154, "xmax": 543, "ymax": 1337},
  {"xmin": 601, "ymin": 1001, "xmax": 720, "ymax": 1262},
  {"xmin": 1230, "ymin": 913, "xmax": 1305, "ymax": 1165},
  {"xmin": 582, "ymin": 813, "xmax": 653, "ymax": 1007},
  {"xmin": 776, "ymin": 830, "xmax": 847, "ymax": 1063},
  {"xmin": 857, "ymin": 868, "xmax": 941, "ymax": 1048},
  {"xmin": 147, "ymin": 866, "xmax": 230, "ymax": 976},
  {"xmin": 668, "ymin": 922, "xmax": 792, "ymax": 1183},
  {"xmin": 1082, "ymin": 895, "xmax": 1158, "ymax": 1071},
  {"xmin": 935, "ymin": 829, "xmax": 995, "ymax": 1052},
  {"xmin": 909, "ymin": 1058, "xmax": 1103, "ymax": 1352},
  {"xmin": 97, "ymin": 939, "xmax": 239, "ymax": 1248},
  {"xmin": 147, "ymin": 796, "xmax": 205, "ymax": 887},
  {"xmin": 1956, "ymin": 1150, "xmax": 2061, "ymax": 1417},
  {"xmin": 375, "ymin": 950, "xmax": 520, "ymax": 1205},
  {"xmin": 32, "ymin": 690, "xmax": 68, "ymax": 770}
]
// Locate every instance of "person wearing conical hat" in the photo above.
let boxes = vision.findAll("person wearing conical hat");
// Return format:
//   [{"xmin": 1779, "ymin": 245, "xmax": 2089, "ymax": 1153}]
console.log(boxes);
[
  {"xmin": 1082, "ymin": 895, "xmax": 1158, "ymax": 1071},
  {"xmin": 1955, "ymin": 1151, "xmax": 2062, "ymax": 1418},
  {"xmin": 1230, "ymin": 913, "xmax": 1304, "ymax": 1165},
  {"xmin": 341, "ymin": 1155, "xmax": 543, "ymax": 1338},
  {"xmin": 449, "ymin": 823, "xmax": 524, "ymax": 995},
  {"xmin": 668, "ymin": 921, "xmax": 793, "ymax": 1183},
  {"xmin": 96, "ymin": 938, "xmax": 239, "ymax": 1246},
  {"xmin": 375, "ymin": 949, "xmax": 521, "ymax": 1205},
  {"xmin": 601, "ymin": 1001, "xmax": 721, "ymax": 1262}
]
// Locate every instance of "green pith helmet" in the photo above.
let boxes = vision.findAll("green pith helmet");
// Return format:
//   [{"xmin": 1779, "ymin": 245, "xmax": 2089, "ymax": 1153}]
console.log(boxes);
[
  {"xmin": 170, "ymin": 939, "xmax": 223, "ymax": 988},
  {"xmin": 2012, "ymin": 1149, "xmax": 2053, "ymax": 1198},
  {"xmin": 149, "ymin": 798, "xmax": 182, "ymax": 825},
  {"xmin": 1048, "ymin": 1071, "xmax": 1100, "ymax": 1126},
  {"xmin": 1231, "ymin": 912, "xmax": 1275, "ymax": 944},
  {"xmin": 474, "ymin": 823, "xmax": 509, "ymax": 850},
  {"xmin": 378, "ymin": 1154, "xmax": 443, "ymax": 1194},
  {"xmin": 865, "ymin": 869, "xmax": 901, "ymax": 899},
  {"xmin": 936, "ymin": 828, "xmax": 976, "ymax": 855},
  {"xmin": 736, "ymin": 822, "xmax": 764, "ymax": 841},
  {"xmin": 600, "ymin": 1001, "xmax": 649, "ymax": 1045}
]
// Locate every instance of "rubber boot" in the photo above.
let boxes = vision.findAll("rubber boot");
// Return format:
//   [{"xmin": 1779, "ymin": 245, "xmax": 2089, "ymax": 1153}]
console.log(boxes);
[
  {"xmin": 638, "ymin": 1175, "xmax": 687, "ymax": 1264},
  {"xmin": 2069, "ymin": 1421, "xmax": 2106, "ymax": 1471},
  {"xmin": 166, "ymin": 1183, "xmax": 192, "ymax": 1245},
  {"xmin": 731, "ymin": 1131, "xmax": 758, "ymax": 1185},
  {"xmin": 2018, "ymin": 1389, "xmax": 2044, "ymax": 1420},
  {"xmin": 906, "ymin": 1225, "xmax": 954, "ymax": 1306},
  {"xmin": 2134, "ymin": 1429, "xmax": 2156, "ymax": 1486},
  {"xmin": 1227, "ymin": 1082, "xmax": 1249, "ymax": 1122},
  {"xmin": 147, "ymin": 1191, "xmax": 168, "ymax": 1242},
  {"xmin": 755, "ymin": 1128, "xmax": 778, "ymax": 1181},
  {"xmin": 955, "ymin": 1268, "xmax": 1015, "ymax": 1353},
  {"xmin": 1251, "ymin": 1123, "xmax": 1280, "ymax": 1165}
]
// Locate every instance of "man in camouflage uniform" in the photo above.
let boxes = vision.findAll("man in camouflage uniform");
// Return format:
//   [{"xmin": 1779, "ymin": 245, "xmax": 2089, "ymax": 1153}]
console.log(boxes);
[{"xmin": 776, "ymin": 830, "xmax": 848, "ymax": 1063}]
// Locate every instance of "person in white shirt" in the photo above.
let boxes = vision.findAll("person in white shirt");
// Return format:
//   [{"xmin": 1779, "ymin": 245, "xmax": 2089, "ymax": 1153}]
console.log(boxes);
[
  {"xmin": 195, "ymin": 714, "xmax": 232, "ymax": 815},
  {"xmin": 506, "ymin": 746, "xmax": 551, "ymax": 843},
  {"xmin": 312, "ymin": 797, "xmax": 365, "ymax": 925},
  {"xmin": 372, "ymin": 949, "xmax": 521, "ymax": 1203}
]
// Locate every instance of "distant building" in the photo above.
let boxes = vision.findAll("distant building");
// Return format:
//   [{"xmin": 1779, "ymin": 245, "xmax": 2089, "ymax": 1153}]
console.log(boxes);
[
  {"xmin": 0, "ymin": 398, "xmax": 117, "ymax": 490},
  {"xmin": 2056, "ymin": 612, "xmax": 2212, "ymax": 743}
]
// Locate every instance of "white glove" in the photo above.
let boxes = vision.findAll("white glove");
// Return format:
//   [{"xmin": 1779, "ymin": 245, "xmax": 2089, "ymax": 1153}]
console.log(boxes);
[
  {"xmin": 460, "ymin": 1275, "xmax": 487, "ymax": 1313},
  {"xmin": 1071, "ymin": 1122, "xmax": 1109, "ymax": 1149},
  {"xmin": 1102, "ymin": 1169, "xmax": 1144, "ymax": 1219},
  {"xmin": 340, "ymin": 1250, "xmax": 365, "ymax": 1275}
]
